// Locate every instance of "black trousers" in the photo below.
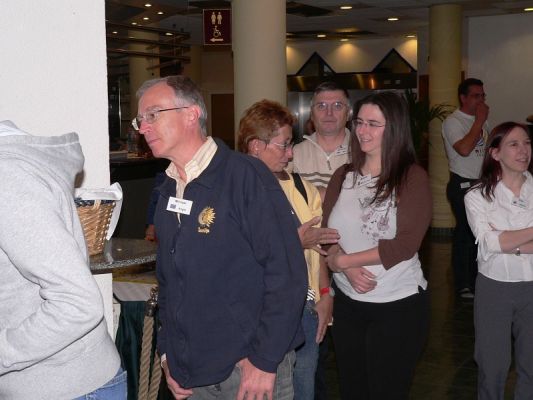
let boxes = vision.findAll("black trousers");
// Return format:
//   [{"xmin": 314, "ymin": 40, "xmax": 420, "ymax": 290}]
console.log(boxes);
[
  {"xmin": 446, "ymin": 173, "xmax": 478, "ymax": 291},
  {"xmin": 331, "ymin": 287, "xmax": 430, "ymax": 400}
]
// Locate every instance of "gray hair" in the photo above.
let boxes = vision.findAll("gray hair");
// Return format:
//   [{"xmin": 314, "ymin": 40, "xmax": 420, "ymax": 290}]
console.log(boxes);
[
  {"xmin": 310, "ymin": 81, "xmax": 351, "ymax": 108},
  {"xmin": 136, "ymin": 75, "xmax": 208, "ymax": 135}
]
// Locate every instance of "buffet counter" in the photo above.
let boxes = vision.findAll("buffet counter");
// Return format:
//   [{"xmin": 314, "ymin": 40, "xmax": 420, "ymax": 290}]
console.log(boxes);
[{"xmin": 90, "ymin": 238, "xmax": 157, "ymax": 273}]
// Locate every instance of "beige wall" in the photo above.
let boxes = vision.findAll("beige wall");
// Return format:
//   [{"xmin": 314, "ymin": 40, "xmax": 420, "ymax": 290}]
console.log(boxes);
[
  {"xmin": 286, "ymin": 38, "xmax": 417, "ymax": 74},
  {"xmin": 468, "ymin": 13, "xmax": 533, "ymax": 126},
  {"xmin": 0, "ymin": 1, "xmax": 109, "ymax": 188},
  {"xmin": 192, "ymin": 37, "xmax": 418, "ymax": 136}
]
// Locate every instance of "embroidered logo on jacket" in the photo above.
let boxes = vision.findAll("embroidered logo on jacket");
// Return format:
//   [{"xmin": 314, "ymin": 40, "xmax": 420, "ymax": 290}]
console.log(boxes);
[{"xmin": 198, "ymin": 206, "xmax": 216, "ymax": 234}]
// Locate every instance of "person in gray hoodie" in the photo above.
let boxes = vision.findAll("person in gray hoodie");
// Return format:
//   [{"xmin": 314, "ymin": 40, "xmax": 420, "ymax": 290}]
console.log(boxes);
[{"xmin": 0, "ymin": 121, "xmax": 125, "ymax": 399}]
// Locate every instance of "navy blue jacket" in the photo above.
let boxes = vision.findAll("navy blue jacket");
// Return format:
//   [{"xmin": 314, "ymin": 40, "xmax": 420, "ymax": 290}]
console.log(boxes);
[{"xmin": 154, "ymin": 140, "xmax": 307, "ymax": 389}]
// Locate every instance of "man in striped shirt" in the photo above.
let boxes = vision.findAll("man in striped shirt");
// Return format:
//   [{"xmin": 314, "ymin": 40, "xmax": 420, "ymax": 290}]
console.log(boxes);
[
  {"xmin": 292, "ymin": 81, "xmax": 351, "ymax": 199},
  {"xmin": 291, "ymin": 81, "xmax": 351, "ymax": 400}
]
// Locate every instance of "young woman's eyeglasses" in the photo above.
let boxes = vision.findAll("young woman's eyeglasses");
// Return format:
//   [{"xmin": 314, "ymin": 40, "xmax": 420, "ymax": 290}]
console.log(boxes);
[
  {"xmin": 353, "ymin": 119, "xmax": 386, "ymax": 129},
  {"xmin": 131, "ymin": 107, "xmax": 189, "ymax": 131},
  {"xmin": 313, "ymin": 102, "xmax": 347, "ymax": 112}
]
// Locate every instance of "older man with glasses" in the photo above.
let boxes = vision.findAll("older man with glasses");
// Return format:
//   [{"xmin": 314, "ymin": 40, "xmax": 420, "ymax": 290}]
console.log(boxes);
[
  {"xmin": 292, "ymin": 81, "xmax": 352, "ymax": 194},
  {"xmin": 133, "ymin": 75, "xmax": 307, "ymax": 400},
  {"xmin": 290, "ymin": 81, "xmax": 352, "ymax": 400}
]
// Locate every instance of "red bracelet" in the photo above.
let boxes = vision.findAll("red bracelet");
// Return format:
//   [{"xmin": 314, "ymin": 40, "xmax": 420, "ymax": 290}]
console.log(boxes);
[{"xmin": 319, "ymin": 287, "xmax": 331, "ymax": 296}]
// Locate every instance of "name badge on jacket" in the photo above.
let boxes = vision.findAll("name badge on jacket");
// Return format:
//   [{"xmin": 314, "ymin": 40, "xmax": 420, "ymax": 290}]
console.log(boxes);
[{"xmin": 167, "ymin": 197, "xmax": 193, "ymax": 215}]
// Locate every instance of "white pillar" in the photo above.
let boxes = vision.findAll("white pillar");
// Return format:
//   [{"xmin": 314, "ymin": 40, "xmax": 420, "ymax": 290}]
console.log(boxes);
[
  {"xmin": 232, "ymin": 0, "xmax": 286, "ymax": 137},
  {"xmin": 428, "ymin": 4, "xmax": 462, "ymax": 228}
]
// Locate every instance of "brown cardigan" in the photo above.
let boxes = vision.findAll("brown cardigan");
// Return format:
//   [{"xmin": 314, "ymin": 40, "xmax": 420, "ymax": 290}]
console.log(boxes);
[{"xmin": 321, "ymin": 163, "xmax": 432, "ymax": 270}]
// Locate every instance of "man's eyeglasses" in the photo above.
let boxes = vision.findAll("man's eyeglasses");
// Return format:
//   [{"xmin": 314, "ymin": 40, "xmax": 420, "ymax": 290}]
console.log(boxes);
[
  {"xmin": 313, "ymin": 102, "xmax": 347, "ymax": 112},
  {"xmin": 131, "ymin": 106, "xmax": 189, "ymax": 131},
  {"xmin": 353, "ymin": 119, "xmax": 386, "ymax": 129}
]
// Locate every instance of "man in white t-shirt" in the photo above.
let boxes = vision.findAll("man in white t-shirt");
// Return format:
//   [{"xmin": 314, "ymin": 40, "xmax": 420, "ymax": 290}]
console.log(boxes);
[
  {"xmin": 442, "ymin": 78, "xmax": 490, "ymax": 299},
  {"xmin": 292, "ymin": 81, "xmax": 351, "ymax": 199}
]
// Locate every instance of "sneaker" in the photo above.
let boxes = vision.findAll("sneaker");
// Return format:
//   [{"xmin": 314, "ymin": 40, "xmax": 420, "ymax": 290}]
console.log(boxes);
[{"xmin": 459, "ymin": 288, "xmax": 474, "ymax": 299}]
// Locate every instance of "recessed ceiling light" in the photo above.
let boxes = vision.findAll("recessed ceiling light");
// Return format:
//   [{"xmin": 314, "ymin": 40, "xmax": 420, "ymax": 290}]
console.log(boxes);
[
  {"xmin": 145, "ymin": 3, "xmax": 152, "ymax": 7},
  {"xmin": 143, "ymin": 17, "xmax": 150, "ymax": 20},
  {"xmin": 340, "ymin": 38, "xmax": 349, "ymax": 42},
  {"xmin": 165, "ymin": 32, "xmax": 173, "ymax": 36},
  {"xmin": 340, "ymin": 6, "xmax": 352, "ymax": 10},
  {"xmin": 112, "ymin": 31, "xmax": 118, "ymax": 34},
  {"xmin": 131, "ymin": 22, "xmax": 137, "ymax": 25},
  {"xmin": 157, "ymin": 11, "xmax": 164, "ymax": 15},
  {"xmin": 388, "ymin": 17, "xmax": 399, "ymax": 21},
  {"xmin": 406, "ymin": 34, "xmax": 416, "ymax": 38},
  {"xmin": 317, "ymin": 34, "xmax": 326, "ymax": 38},
  {"xmin": 525, "ymin": 7, "xmax": 533, "ymax": 11}
]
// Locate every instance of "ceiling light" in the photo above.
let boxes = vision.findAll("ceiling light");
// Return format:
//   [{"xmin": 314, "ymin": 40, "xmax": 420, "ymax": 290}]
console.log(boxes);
[
  {"xmin": 317, "ymin": 34, "xmax": 326, "ymax": 38},
  {"xmin": 406, "ymin": 34, "xmax": 416, "ymax": 38},
  {"xmin": 112, "ymin": 31, "xmax": 118, "ymax": 34},
  {"xmin": 525, "ymin": 7, "xmax": 533, "ymax": 11},
  {"xmin": 145, "ymin": 3, "xmax": 152, "ymax": 7},
  {"xmin": 340, "ymin": 6, "xmax": 352, "ymax": 10},
  {"xmin": 340, "ymin": 38, "xmax": 349, "ymax": 42},
  {"xmin": 143, "ymin": 17, "xmax": 150, "ymax": 20},
  {"xmin": 388, "ymin": 17, "xmax": 399, "ymax": 21},
  {"xmin": 165, "ymin": 32, "xmax": 173, "ymax": 36},
  {"xmin": 157, "ymin": 11, "xmax": 164, "ymax": 15},
  {"xmin": 131, "ymin": 22, "xmax": 137, "ymax": 25}
]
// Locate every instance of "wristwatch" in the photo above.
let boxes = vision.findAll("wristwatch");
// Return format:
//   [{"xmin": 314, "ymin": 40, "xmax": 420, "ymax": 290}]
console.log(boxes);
[{"xmin": 319, "ymin": 286, "xmax": 335, "ymax": 298}]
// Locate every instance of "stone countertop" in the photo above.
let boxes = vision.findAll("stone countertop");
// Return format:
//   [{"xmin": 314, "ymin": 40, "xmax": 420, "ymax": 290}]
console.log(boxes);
[{"xmin": 90, "ymin": 238, "xmax": 157, "ymax": 274}]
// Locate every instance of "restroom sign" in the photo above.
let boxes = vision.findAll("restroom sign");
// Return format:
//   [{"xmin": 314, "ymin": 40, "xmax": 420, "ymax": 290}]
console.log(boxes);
[{"xmin": 203, "ymin": 9, "xmax": 231, "ymax": 45}]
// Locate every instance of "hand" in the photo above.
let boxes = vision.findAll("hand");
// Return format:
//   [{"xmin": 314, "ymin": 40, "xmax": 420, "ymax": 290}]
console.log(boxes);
[
  {"xmin": 162, "ymin": 359, "xmax": 193, "ymax": 399},
  {"xmin": 326, "ymin": 248, "xmax": 347, "ymax": 272},
  {"xmin": 145, "ymin": 224, "xmax": 156, "ymax": 241},
  {"xmin": 298, "ymin": 216, "xmax": 339, "ymax": 255},
  {"xmin": 236, "ymin": 358, "xmax": 276, "ymax": 400},
  {"xmin": 314, "ymin": 295, "xmax": 333, "ymax": 343},
  {"xmin": 344, "ymin": 267, "xmax": 377, "ymax": 294},
  {"xmin": 475, "ymin": 102, "xmax": 489, "ymax": 124}
]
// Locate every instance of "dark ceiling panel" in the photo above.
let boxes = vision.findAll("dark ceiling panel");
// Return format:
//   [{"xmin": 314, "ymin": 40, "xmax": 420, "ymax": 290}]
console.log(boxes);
[{"xmin": 287, "ymin": 1, "xmax": 332, "ymax": 17}]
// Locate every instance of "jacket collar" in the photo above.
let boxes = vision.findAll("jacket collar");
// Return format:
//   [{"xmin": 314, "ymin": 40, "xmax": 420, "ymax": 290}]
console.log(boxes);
[{"xmin": 159, "ymin": 138, "xmax": 231, "ymax": 198}]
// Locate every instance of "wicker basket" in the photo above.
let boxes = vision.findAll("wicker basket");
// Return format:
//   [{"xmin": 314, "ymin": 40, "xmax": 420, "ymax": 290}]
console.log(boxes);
[{"xmin": 75, "ymin": 199, "xmax": 116, "ymax": 256}]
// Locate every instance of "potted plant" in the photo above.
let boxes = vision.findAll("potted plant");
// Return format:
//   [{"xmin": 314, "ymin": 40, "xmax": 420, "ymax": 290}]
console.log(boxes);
[{"xmin": 404, "ymin": 88, "xmax": 453, "ymax": 169}]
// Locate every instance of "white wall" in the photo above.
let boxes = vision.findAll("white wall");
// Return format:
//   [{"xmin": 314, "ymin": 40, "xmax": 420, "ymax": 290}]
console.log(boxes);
[
  {"xmin": 468, "ymin": 13, "xmax": 533, "ymax": 127},
  {"xmin": 286, "ymin": 37, "xmax": 417, "ymax": 74},
  {"xmin": 0, "ymin": 1, "xmax": 109, "ymax": 187}
]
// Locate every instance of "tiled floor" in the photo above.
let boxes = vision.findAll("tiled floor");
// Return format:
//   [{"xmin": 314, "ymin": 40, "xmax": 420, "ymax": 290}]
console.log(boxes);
[{"xmin": 324, "ymin": 233, "xmax": 518, "ymax": 400}]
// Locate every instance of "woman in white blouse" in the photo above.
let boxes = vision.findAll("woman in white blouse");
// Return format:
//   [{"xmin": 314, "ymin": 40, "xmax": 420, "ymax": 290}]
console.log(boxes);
[{"xmin": 465, "ymin": 121, "xmax": 533, "ymax": 400}]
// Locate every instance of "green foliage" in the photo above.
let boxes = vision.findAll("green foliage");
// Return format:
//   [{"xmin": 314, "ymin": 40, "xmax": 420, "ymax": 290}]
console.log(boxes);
[{"xmin": 404, "ymin": 88, "xmax": 453, "ymax": 158}]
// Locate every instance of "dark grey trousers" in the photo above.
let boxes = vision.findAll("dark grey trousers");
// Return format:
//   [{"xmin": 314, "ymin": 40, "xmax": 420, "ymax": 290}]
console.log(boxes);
[
  {"xmin": 189, "ymin": 351, "xmax": 295, "ymax": 400},
  {"xmin": 475, "ymin": 274, "xmax": 533, "ymax": 400}
]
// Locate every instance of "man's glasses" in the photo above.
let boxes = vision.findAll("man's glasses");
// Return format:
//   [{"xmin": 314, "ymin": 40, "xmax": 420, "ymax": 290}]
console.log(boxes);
[
  {"xmin": 353, "ymin": 119, "xmax": 386, "ymax": 129},
  {"xmin": 131, "ymin": 106, "xmax": 189, "ymax": 131},
  {"xmin": 313, "ymin": 102, "xmax": 347, "ymax": 112}
]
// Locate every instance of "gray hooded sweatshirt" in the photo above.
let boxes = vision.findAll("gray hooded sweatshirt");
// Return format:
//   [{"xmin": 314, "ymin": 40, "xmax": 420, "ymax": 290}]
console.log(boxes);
[{"xmin": 0, "ymin": 121, "xmax": 120, "ymax": 399}]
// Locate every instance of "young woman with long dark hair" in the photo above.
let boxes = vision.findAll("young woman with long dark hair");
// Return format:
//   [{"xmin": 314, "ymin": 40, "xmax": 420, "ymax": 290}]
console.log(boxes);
[{"xmin": 322, "ymin": 92, "xmax": 432, "ymax": 399}]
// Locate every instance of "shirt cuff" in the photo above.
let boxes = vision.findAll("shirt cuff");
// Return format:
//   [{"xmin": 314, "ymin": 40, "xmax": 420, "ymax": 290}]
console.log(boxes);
[{"xmin": 479, "ymin": 230, "xmax": 503, "ymax": 260}]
